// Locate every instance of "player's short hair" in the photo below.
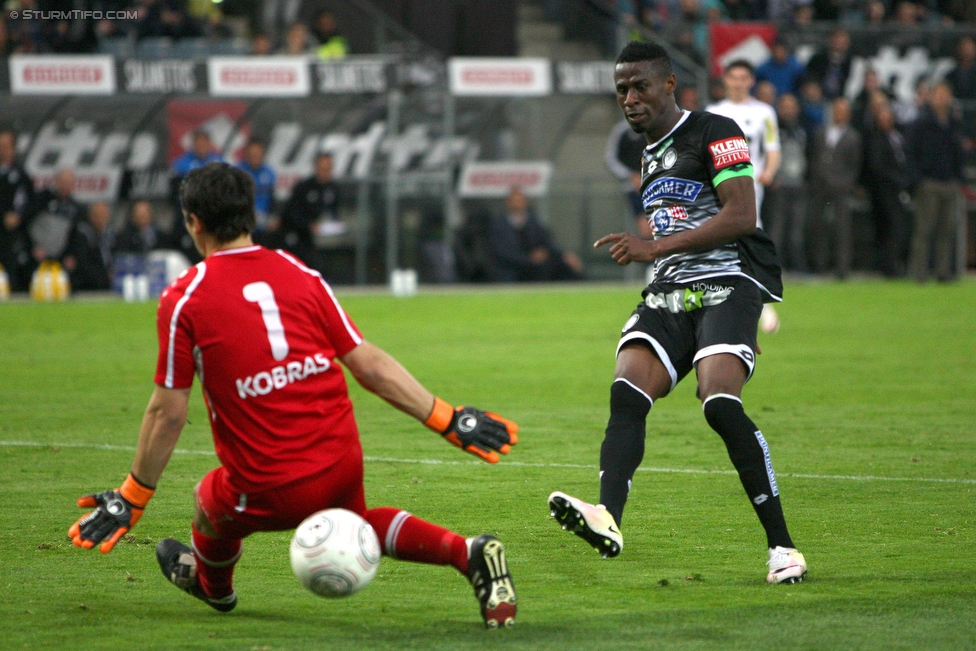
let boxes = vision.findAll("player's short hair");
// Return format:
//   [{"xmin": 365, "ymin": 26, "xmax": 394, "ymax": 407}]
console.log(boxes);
[
  {"xmin": 180, "ymin": 162, "xmax": 256, "ymax": 242},
  {"xmin": 616, "ymin": 41, "xmax": 672, "ymax": 78},
  {"xmin": 725, "ymin": 59, "xmax": 755, "ymax": 76}
]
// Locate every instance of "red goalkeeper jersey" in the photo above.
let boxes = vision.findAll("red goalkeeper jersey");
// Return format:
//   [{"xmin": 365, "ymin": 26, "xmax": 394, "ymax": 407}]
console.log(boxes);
[{"xmin": 154, "ymin": 245, "xmax": 364, "ymax": 493}]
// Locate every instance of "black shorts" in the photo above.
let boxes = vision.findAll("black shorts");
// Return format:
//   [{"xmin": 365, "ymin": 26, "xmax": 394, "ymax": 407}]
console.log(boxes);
[{"xmin": 616, "ymin": 275, "xmax": 762, "ymax": 392}]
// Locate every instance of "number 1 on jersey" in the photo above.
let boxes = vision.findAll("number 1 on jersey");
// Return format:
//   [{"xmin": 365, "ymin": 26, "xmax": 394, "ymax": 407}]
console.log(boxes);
[{"xmin": 243, "ymin": 281, "xmax": 289, "ymax": 361}]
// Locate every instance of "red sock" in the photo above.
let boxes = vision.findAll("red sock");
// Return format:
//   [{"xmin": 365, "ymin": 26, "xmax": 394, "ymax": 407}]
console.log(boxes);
[
  {"xmin": 365, "ymin": 507, "xmax": 469, "ymax": 575},
  {"xmin": 191, "ymin": 526, "xmax": 242, "ymax": 598}
]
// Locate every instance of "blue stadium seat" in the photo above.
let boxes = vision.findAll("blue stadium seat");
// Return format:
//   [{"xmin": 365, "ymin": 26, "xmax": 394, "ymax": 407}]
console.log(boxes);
[
  {"xmin": 171, "ymin": 38, "xmax": 210, "ymax": 60},
  {"xmin": 211, "ymin": 38, "xmax": 250, "ymax": 56},
  {"xmin": 136, "ymin": 37, "xmax": 173, "ymax": 59},
  {"xmin": 97, "ymin": 37, "xmax": 136, "ymax": 58}
]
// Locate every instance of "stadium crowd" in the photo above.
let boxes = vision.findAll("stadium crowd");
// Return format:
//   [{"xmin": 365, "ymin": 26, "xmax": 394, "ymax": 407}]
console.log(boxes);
[
  {"xmin": 0, "ymin": 127, "xmax": 355, "ymax": 293},
  {"xmin": 0, "ymin": 1, "xmax": 349, "ymax": 59}
]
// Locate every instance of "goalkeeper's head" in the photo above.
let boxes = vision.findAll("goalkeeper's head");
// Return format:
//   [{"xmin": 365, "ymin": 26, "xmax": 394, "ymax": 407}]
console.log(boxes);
[{"xmin": 180, "ymin": 162, "xmax": 256, "ymax": 244}]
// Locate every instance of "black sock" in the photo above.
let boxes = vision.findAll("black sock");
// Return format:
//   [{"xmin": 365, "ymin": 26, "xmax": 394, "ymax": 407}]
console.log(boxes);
[
  {"xmin": 702, "ymin": 394, "xmax": 794, "ymax": 549},
  {"xmin": 599, "ymin": 379, "xmax": 652, "ymax": 527}
]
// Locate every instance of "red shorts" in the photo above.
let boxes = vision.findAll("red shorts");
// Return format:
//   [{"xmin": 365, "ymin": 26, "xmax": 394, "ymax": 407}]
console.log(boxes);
[{"xmin": 196, "ymin": 444, "xmax": 367, "ymax": 540}]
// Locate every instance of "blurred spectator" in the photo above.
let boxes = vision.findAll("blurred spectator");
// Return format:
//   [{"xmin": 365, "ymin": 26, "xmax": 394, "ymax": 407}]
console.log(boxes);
[
  {"xmin": 0, "ymin": 129, "xmax": 34, "ymax": 227},
  {"xmin": 755, "ymin": 80, "xmax": 778, "ymax": 107},
  {"xmin": 136, "ymin": 0, "xmax": 204, "ymax": 40},
  {"xmin": 605, "ymin": 119, "xmax": 648, "ymax": 232},
  {"xmin": 721, "ymin": 0, "xmax": 766, "ymax": 20},
  {"xmin": 0, "ymin": 208, "xmax": 33, "ymax": 292},
  {"xmin": 792, "ymin": 3, "xmax": 815, "ymax": 26},
  {"xmin": 676, "ymin": 85, "xmax": 701, "ymax": 111},
  {"xmin": 851, "ymin": 68, "xmax": 893, "ymax": 132},
  {"xmin": 765, "ymin": 93, "xmax": 809, "ymax": 272},
  {"xmin": 67, "ymin": 201, "xmax": 113, "ymax": 291},
  {"xmin": 893, "ymin": 78, "xmax": 930, "ymax": 126},
  {"xmin": 0, "ymin": 128, "xmax": 34, "ymax": 290},
  {"xmin": 804, "ymin": 27, "xmax": 853, "ymax": 100},
  {"xmin": 260, "ymin": 0, "xmax": 303, "ymax": 47},
  {"xmin": 251, "ymin": 32, "xmax": 273, "ymax": 56},
  {"xmin": 756, "ymin": 40, "xmax": 805, "ymax": 97},
  {"xmin": 281, "ymin": 153, "xmax": 340, "ymax": 272},
  {"xmin": 44, "ymin": 8, "xmax": 97, "ymax": 53},
  {"xmin": 171, "ymin": 130, "xmax": 223, "ymax": 231},
  {"xmin": 277, "ymin": 22, "xmax": 315, "ymax": 56},
  {"xmin": 114, "ymin": 201, "xmax": 164, "ymax": 255},
  {"xmin": 799, "ymin": 79, "xmax": 827, "ymax": 132},
  {"xmin": 812, "ymin": 0, "xmax": 841, "ymax": 20},
  {"xmin": 892, "ymin": 1, "xmax": 920, "ymax": 26},
  {"xmin": 24, "ymin": 169, "xmax": 84, "ymax": 265},
  {"xmin": 708, "ymin": 78, "xmax": 726, "ymax": 104},
  {"xmin": 864, "ymin": 104, "xmax": 911, "ymax": 277},
  {"xmin": 7, "ymin": 2, "xmax": 45, "ymax": 53},
  {"xmin": 486, "ymin": 187, "xmax": 582, "ymax": 282},
  {"xmin": 671, "ymin": 27, "xmax": 705, "ymax": 68},
  {"xmin": 312, "ymin": 11, "xmax": 349, "ymax": 60},
  {"xmin": 808, "ymin": 97, "xmax": 863, "ymax": 278},
  {"xmin": 237, "ymin": 139, "xmax": 277, "ymax": 236},
  {"xmin": 941, "ymin": 0, "xmax": 976, "ymax": 23},
  {"xmin": 946, "ymin": 36, "xmax": 976, "ymax": 100},
  {"xmin": 906, "ymin": 82, "xmax": 965, "ymax": 282},
  {"xmin": 172, "ymin": 131, "xmax": 223, "ymax": 178},
  {"xmin": 668, "ymin": 0, "xmax": 726, "ymax": 59},
  {"xmin": 0, "ymin": 17, "xmax": 14, "ymax": 56},
  {"xmin": 840, "ymin": 0, "xmax": 888, "ymax": 23}
]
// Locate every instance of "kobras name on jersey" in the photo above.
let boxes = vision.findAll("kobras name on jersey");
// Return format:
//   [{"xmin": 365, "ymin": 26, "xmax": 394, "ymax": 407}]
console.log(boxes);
[
  {"xmin": 235, "ymin": 353, "xmax": 332, "ymax": 399},
  {"xmin": 642, "ymin": 177, "xmax": 704, "ymax": 205}
]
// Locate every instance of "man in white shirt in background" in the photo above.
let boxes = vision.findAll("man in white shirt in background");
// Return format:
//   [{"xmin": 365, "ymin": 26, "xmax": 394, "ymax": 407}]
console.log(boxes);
[{"xmin": 707, "ymin": 59, "xmax": 783, "ymax": 333}]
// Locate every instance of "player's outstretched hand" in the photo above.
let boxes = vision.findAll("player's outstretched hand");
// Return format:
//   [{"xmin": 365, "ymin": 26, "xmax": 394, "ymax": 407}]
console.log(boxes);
[
  {"xmin": 68, "ymin": 474, "xmax": 154, "ymax": 554},
  {"xmin": 425, "ymin": 398, "xmax": 519, "ymax": 463},
  {"xmin": 594, "ymin": 232, "xmax": 657, "ymax": 265}
]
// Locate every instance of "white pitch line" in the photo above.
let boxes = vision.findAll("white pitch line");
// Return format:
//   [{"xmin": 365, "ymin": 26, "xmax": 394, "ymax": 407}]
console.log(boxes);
[{"xmin": 3, "ymin": 440, "xmax": 976, "ymax": 485}]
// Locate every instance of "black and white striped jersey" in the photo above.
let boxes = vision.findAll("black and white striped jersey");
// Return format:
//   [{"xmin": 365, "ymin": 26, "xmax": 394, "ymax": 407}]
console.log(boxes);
[{"xmin": 640, "ymin": 110, "xmax": 783, "ymax": 302}]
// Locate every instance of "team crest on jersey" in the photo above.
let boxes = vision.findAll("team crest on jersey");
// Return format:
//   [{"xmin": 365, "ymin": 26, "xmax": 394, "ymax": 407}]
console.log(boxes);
[
  {"xmin": 650, "ymin": 205, "xmax": 689, "ymax": 233},
  {"xmin": 708, "ymin": 137, "xmax": 750, "ymax": 169},
  {"xmin": 662, "ymin": 148, "xmax": 677, "ymax": 169}
]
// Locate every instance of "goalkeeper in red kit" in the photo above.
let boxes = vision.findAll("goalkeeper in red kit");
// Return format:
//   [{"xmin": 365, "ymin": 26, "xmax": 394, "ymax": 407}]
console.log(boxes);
[{"xmin": 67, "ymin": 162, "xmax": 519, "ymax": 628}]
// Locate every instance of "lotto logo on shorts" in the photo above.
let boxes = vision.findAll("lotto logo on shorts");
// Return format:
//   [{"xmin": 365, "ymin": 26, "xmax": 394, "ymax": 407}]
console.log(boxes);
[{"xmin": 708, "ymin": 137, "xmax": 750, "ymax": 169}]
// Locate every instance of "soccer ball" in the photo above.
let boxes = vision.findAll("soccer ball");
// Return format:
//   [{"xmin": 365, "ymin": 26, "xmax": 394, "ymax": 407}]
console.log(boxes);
[{"xmin": 290, "ymin": 509, "xmax": 382, "ymax": 598}]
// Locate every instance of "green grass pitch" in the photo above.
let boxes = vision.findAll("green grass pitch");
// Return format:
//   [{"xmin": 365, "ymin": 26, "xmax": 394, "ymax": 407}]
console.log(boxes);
[{"xmin": 1, "ymin": 280, "xmax": 974, "ymax": 650}]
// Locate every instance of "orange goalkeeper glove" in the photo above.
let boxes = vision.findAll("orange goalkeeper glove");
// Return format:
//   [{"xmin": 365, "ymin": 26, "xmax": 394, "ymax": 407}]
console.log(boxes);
[
  {"xmin": 68, "ymin": 473, "xmax": 155, "ymax": 554},
  {"xmin": 425, "ymin": 397, "xmax": 519, "ymax": 463}
]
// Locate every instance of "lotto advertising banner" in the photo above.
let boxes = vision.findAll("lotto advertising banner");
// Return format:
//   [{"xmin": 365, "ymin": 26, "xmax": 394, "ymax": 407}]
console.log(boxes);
[{"xmin": 3, "ymin": 95, "xmax": 480, "ymax": 204}]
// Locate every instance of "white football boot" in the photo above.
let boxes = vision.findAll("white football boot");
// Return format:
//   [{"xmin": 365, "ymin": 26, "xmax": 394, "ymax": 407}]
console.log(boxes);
[
  {"xmin": 548, "ymin": 491, "xmax": 623, "ymax": 558},
  {"xmin": 766, "ymin": 546, "xmax": 807, "ymax": 584}
]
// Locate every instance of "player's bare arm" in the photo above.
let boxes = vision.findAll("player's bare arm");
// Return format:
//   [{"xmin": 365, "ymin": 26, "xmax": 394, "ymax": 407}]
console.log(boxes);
[
  {"xmin": 758, "ymin": 149, "xmax": 781, "ymax": 186},
  {"xmin": 341, "ymin": 341, "xmax": 518, "ymax": 463},
  {"xmin": 595, "ymin": 175, "xmax": 757, "ymax": 265},
  {"xmin": 131, "ymin": 386, "xmax": 191, "ymax": 486},
  {"xmin": 68, "ymin": 386, "xmax": 189, "ymax": 553},
  {"xmin": 341, "ymin": 341, "xmax": 434, "ymax": 421}
]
